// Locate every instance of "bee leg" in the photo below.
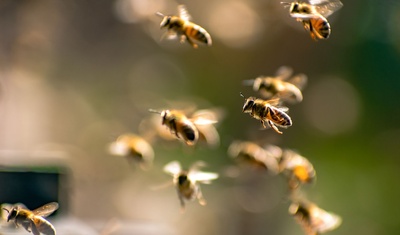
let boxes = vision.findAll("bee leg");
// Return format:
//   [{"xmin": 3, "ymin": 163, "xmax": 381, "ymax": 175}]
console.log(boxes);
[
  {"xmin": 197, "ymin": 189, "xmax": 207, "ymax": 206},
  {"xmin": 268, "ymin": 120, "xmax": 283, "ymax": 134},
  {"xmin": 30, "ymin": 222, "xmax": 40, "ymax": 235},
  {"xmin": 179, "ymin": 195, "xmax": 186, "ymax": 213},
  {"xmin": 185, "ymin": 36, "xmax": 198, "ymax": 49},
  {"xmin": 260, "ymin": 120, "xmax": 267, "ymax": 128}
]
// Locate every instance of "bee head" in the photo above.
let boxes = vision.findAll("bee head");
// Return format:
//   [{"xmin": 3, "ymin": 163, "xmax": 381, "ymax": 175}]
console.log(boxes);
[
  {"xmin": 160, "ymin": 110, "xmax": 170, "ymax": 125},
  {"xmin": 242, "ymin": 97, "xmax": 256, "ymax": 113},
  {"xmin": 254, "ymin": 77, "xmax": 273, "ymax": 90},
  {"xmin": 177, "ymin": 174, "xmax": 188, "ymax": 185},
  {"xmin": 289, "ymin": 2, "xmax": 299, "ymax": 13},
  {"xmin": 3, "ymin": 207, "xmax": 17, "ymax": 222},
  {"xmin": 159, "ymin": 15, "xmax": 171, "ymax": 28}
]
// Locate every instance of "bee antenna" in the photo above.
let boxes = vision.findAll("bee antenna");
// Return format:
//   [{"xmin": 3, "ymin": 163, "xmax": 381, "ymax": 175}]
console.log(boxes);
[
  {"xmin": 155, "ymin": 12, "xmax": 164, "ymax": 17},
  {"xmin": 239, "ymin": 92, "xmax": 245, "ymax": 98},
  {"xmin": 149, "ymin": 109, "xmax": 162, "ymax": 114},
  {"xmin": 2, "ymin": 208, "xmax": 9, "ymax": 213}
]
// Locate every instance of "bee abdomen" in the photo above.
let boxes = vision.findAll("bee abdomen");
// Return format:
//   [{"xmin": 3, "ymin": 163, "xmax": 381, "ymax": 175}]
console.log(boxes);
[
  {"xmin": 186, "ymin": 25, "xmax": 212, "ymax": 45},
  {"xmin": 181, "ymin": 124, "xmax": 198, "ymax": 144},
  {"xmin": 311, "ymin": 17, "xmax": 331, "ymax": 39}
]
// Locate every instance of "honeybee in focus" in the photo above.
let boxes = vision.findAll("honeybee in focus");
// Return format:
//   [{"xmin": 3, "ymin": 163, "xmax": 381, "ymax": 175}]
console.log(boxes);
[
  {"xmin": 163, "ymin": 161, "xmax": 218, "ymax": 211},
  {"xmin": 156, "ymin": 5, "xmax": 212, "ymax": 48},
  {"xmin": 278, "ymin": 149, "xmax": 316, "ymax": 191},
  {"xmin": 243, "ymin": 66, "xmax": 307, "ymax": 104},
  {"xmin": 108, "ymin": 133, "xmax": 154, "ymax": 170},
  {"xmin": 3, "ymin": 202, "xmax": 58, "ymax": 235},
  {"xmin": 289, "ymin": 199, "xmax": 342, "ymax": 235},
  {"xmin": 241, "ymin": 93, "xmax": 292, "ymax": 134},
  {"xmin": 228, "ymin": 141, "xmax": 279, "ymax": 174},
  {"xmin": 149, "ymin": 109, "xmax": 217, "ymax": 146},
  {"xmin": 281, "ymin": 0, "xmax": 343, "ymax": 40}
]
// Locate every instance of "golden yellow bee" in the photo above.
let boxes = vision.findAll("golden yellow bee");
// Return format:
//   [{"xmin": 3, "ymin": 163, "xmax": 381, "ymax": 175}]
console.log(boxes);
[
  {"xmin": 149, "ymin": 109, "xmax": 217, "ymax": 146},
  {"xmin": 278, "ymin": 149, "xmax": 316, "ymax": 191},
  {"xmin": 3, "ymin": 202, "xmax": 58, "ymax": 235},
  {"xmin": 156, "ymin": 5, "xmax": 212, "ymax": 48},
  {"xmin": 241, "ymin": 94, "xmax": 292, "ymax": 134},
  {"xmin": 108, "ymin": 133, "xmax": 154, "ymax": 170},
  {"xmin": 243, "ymin": 66, "xmax": 307, "ymax": 104},
  {"xmin": 289, "ymin": 199, "xmax": 342, "ymax": 235},
  {"xmin": 163, "ymin": 161, "xmax": 218, "ymax": 211},
  {"xmin": 228, "ymin": 141, "xmax": 279, "ymax": 173},
  {"xmin": 282, "ymin": 0, "xmax": 343, "ymax": 40}
]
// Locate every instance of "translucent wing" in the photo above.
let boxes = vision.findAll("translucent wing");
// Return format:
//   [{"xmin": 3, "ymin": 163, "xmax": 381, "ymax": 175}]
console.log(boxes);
[
  {"xmin": 163, "ymin": 161, "xmax": 182, "ymax": 176},
  {"xmin": 265, "ymin": 98, "xmax": 281, "ymax": 106},
  {"xmin": 189, "ymin": 171, "xmax": 218, "ymax": 184},
  {"xmin": 192, "ymin": 117, "xmax": 217, "ymax": 125},
  {"xmin": 312, "ymin": 0, "xmax": 343, "ymax": 18},
  {"xmin": 275, "ymin": 66, "xmax": 293, "ymax": 80},
  {"xmin": 310, "ymin": 205, "xmax": 342, "ymax": 233},
  {"xmin": 288, "ymin": 73, "xmax": 308, "ymax": 90},
  {"xmin": 178, "ymin": 5, "xmax": 192, "ymax": 21},
  {"xmin": 32, "ymin": 202, "xmax": 59, "ymax": 217}
]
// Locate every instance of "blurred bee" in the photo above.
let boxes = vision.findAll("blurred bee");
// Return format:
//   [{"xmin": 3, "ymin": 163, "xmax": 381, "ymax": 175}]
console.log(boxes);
[
  {"xmin": 228, "ymin": 141, "xmax": 279, "ymax": 174},
  {"xmin": 3, "ymin": 202, "xmax": 58, "ymax": 235},
  {"xmin": 156, "ymin": 5, "xmax": 212, "ymax": 48},
  {"xmin": 241, "ymin": 93, "xmax": 292, "ymax": 134},
  {"xmin": 243, "ymin": 66, "xmax": 307, "ymax": 104},
  {"xmin": 149, "ymin": 109, "xmax": 217, "ymax": 146},
  {"xmin": 289, "ymin": 199, "xmax": 342, "ymax": 235},
  {"xmin": 278, "ymin": 149, "xmax": 316, "ymax": 191},
  {"xmin": 108, "ymin": 133, "xmax": 154, "ymax": 170},
  {"xmin": 281, "ymin": 0, "xmax": 343, "ymax": 40},
  {"xmin": 163, "ymin": 161, "xmax": 218, "ymax": 211}
]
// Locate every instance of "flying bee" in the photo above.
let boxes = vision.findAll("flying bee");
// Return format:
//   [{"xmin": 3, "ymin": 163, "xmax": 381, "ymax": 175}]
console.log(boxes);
[
  {"xmin": 163, "ymin": 161, "xmax": 218, "ymax": 211},
  {"xmin": 278, "ymin": 149, "xmax": 316, "ymax": 191},
  {"xmin": 108, "ymin": 133, "xmax": 154, "ymax": 170},
  {"xmin": 289, "ymin": 199, "xmax": 342, "ymax": 235},
  {"xmin": 228, "ymin": 141, "xmax": 279, "ymax": 174},
  {"xmin": 241, "ymin": 93, "xmax": 292, "ymax": 134},
  {"xmin": 3, "ymin": 202, "xmax": 58, "ymax": 235},
  {"xmin": 156, "ymin": 5, "xmax": 212, "ymax": 48},
  {"xmin": 243, "ymin": 66, "xmax": 307, "ymax": 104},
  {"xmin": 281, "ymin": 0, "xmax": 343, "ymax": 40},
  {"xmin": 149, "ymin": 109, "xmax": 217, "ymax": 146}
]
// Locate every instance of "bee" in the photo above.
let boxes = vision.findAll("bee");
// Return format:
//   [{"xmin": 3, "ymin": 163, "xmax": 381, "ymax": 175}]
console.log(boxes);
[
  {"xmin": 289, "ymin": 199, "xmax": 342, "ymax": 235},
  {"xmin": 156, "ymin": 5, "xmax": 212, "ymax": 48},
  {"xmin": 3, "ymin": 202, "xmax": 58, "ymax": 235},
  {"xmin": 228, "ymin": 141, "xmax": 279, "ymax": 174},
  {"xmin": 278, "ymin": 149, "xmax": 316, "ymax": 191},
  {"xmin": 243, "ymin": 66, "xmax": 307, "ymax": 104},
  {"xmin": 241, "ymin": 93, "xmax": 292, "ymax": 134},
  {"xmin": 281, "ymin": 0, "xmax": 343, "ymax": 40},
  {"xmin": 163, "ymin": 161, "xmax": 218, "ymax": 211},
  {"xmin": 108, "ymin": 133, "xmax": 154, "ymax": 170},
  {"xmin": 149, "ymin": 109, "xmax": 217, "ymax": 146}
]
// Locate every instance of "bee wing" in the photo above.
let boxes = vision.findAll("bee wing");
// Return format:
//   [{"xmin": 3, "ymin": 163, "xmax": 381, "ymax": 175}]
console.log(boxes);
[
  {"xmin": 163, "ymin": 161, "xmax": 182, "ymax": 176},
  {"xmin": 265, "ymin": 98, "xmax": 281, "ymax": 106},
  {"xmin": 311, "ymin": 0, "xmax": 343, "ymax": 18},
  {"xmin": 177, "ymin": 5, "xmax": 192, "ymax": 21},
  {"xmin": 32, "ymin": 202, "xmax": 59, "ymax": 217},
  {"xmin": 288, "ymin": 73, "xmax": 308, "ymax": 90},
  {"xmin": 192, "ymin": 117, "xmax": 217, "ymax": 126},
  {"xmin": 189, "ymin": 171, "xmax": 218, "ymax": 184},
  {"xmin": 275, "ymin": 66, "xmax": 293, "ymax": 80},
  {"xmin": 310, "ymin": 206, "xmax": 342, "ymax": 233},
  {"xmin": 277, "ymin": 106, "xmax": 289, "ymax": 113}
]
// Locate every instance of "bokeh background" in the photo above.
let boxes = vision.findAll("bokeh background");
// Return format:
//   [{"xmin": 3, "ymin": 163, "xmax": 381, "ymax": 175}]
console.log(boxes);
[{"xmin": 0, "ymin": 0, "xmax": 399, "ymax": 234}]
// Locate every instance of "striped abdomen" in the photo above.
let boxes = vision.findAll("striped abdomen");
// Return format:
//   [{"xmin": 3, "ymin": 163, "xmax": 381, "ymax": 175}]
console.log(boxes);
[{"xmin": 184, "ymin": 23, "xmax": 212, "ymax": 46}]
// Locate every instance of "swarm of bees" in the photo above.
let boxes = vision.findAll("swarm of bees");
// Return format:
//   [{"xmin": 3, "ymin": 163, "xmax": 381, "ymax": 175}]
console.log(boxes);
[
  {"xmin": 2, "ymin": 2, "xmax": 345, "ymax": 235},
  {"xmin": 281, "ymin": 0, "xmax": 343, "ymax": 40},
  {"xmin": 2, "ymin": 202, "xmax": 58, "ymax": 235}
]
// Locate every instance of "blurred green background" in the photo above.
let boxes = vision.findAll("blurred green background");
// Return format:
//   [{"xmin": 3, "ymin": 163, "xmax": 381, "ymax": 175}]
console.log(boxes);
[{"xmin": 0, "ymin": 0, "xmax": 399, "ymax": 234}]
